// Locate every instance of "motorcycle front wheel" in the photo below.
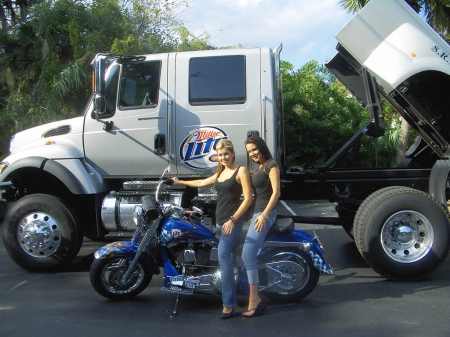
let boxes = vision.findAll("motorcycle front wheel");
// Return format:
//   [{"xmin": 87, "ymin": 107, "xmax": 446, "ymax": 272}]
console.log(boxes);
[
  {"xmin": 90, "ymin": 257, "xmax": 153, "ymax": 300},
  {"xmin": 259, "ymin": 248, "xmax": 319, "ymax": 302}
]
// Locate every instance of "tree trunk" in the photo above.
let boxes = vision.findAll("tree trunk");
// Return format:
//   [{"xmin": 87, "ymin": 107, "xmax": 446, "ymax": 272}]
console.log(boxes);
[{"xmin": 396, "ymin": 117, "xmax": 411, "ymax": 165}]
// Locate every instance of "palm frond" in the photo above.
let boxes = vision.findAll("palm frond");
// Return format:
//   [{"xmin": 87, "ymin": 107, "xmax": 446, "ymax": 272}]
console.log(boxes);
[{"xmin": 52, "ymin": 63, "xmax": 87, "ymax": 100}]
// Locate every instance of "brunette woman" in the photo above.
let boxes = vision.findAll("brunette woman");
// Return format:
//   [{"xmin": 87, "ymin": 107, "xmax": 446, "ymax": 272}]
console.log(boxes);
[{"xmin": 241, "ymin": 135, "xmax": 281, "ymax": 318}]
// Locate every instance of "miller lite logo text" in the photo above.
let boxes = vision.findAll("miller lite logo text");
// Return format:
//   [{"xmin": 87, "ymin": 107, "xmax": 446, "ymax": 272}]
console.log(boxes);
[
  {"xmin": 171, "ymin": 229, "xmax": 182, "ymax": 238},
  {"xmin": 179, "ymin": 126, "xmax": 228, "ymax": 169}
]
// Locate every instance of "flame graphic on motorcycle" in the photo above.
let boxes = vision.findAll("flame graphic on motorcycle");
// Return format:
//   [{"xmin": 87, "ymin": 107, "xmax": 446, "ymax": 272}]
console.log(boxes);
[{"xmin": 179, "ymin": 126, "xmax": 228, "ymax": 169}]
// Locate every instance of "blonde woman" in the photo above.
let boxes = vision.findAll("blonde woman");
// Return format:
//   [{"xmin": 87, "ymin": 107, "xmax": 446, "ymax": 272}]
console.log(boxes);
[{"xmin": 173, "ymin": 139, "xmax": 252, "ymax": 319}]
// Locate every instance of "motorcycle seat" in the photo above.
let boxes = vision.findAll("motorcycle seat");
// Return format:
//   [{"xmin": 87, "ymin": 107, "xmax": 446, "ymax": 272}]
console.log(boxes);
[{"xmin": 266, "ymin": 217, "xmax": 295, "ymax": 237}]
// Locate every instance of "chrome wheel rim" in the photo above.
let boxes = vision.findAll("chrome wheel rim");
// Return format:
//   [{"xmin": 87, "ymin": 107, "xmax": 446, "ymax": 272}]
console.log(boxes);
[
  {"xmin": 18, "ymin": 212, "xmax": 61, "ymax": 258},
  {"xmin": 381, "ymin": 210, "xmax": 434, "ymax": 263}
]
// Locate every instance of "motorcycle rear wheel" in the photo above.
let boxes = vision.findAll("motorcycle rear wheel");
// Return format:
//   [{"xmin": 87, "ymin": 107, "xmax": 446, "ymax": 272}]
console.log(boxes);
[
  {"xmin": 90, "ymin": 257, "xmax": 153, "ymax": 300},
  {"xmin": 259, "ymin": 248, "xmax": 319, "ymax": 302}
]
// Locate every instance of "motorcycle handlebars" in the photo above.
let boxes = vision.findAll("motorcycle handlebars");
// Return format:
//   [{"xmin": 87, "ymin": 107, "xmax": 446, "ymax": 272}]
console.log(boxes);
[{"xmin": 163, "ymin": 177, "xmax": 174, "ymax": 185}]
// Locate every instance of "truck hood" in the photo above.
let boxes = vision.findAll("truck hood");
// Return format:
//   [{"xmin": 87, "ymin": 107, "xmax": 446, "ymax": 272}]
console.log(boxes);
[
  {"xmin": 8, "ymin": 116, "xmax": 85, "ymax": 158},
  {"xmin": 327, "ymin": 0, "xmax": 450, "ymax": 157}
]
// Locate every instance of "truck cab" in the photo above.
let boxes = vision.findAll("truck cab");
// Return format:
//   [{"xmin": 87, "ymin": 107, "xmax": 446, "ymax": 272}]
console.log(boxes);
[{"xmin": 87, "ymin": 47, "xmax": 285, "ymax": 179}]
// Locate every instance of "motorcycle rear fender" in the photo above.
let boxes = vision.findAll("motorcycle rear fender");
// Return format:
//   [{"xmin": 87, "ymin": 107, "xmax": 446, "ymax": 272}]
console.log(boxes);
[
  {"xmin": 264, "ymin": 229, "xmax": 333, "ymax": 274},
  {"xmin": 94, "ymin": 241, "xmax": 160, "ymax": 275}
]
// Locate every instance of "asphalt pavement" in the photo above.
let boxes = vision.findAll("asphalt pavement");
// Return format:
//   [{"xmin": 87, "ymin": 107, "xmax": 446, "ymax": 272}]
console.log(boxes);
[{"xmin": 1, "ymin": 200, "xmax": 449, "ymax": 337}]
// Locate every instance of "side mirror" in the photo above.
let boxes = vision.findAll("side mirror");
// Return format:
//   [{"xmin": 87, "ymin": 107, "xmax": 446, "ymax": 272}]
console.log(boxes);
[
  {"xmin": 92, "ymin": 54, "xmax": 113, "ymax": 131},
  {"xmin": 93, "ymin": 56, "xmax": 106, "ymax": 114},
  {"xmin": 93, "ymin": 94, "xmax": 106, "ymax": 115}
]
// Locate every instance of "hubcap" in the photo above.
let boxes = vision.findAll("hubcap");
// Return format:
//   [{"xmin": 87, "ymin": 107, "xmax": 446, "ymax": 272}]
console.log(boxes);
[
  {"xmin": 381, "ymin": 211, "xmax": 434, "ymax": 263},
  {"xmin": 266, "ymin": 253, "xmax": 309, "ymax": 293},
  {"xmin": 18, "ymin": 212, "xmax": 61, "ymax": 258}
]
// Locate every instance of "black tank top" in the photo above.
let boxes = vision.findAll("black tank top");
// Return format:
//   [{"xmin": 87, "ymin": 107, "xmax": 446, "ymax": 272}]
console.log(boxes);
[
  {"xmin": 252, "ymin": 159, "xmax": 278, "ymax": 213},
  {"xmin": 214, "ymin": 166, "xmax": 242, "ymax": 224}
]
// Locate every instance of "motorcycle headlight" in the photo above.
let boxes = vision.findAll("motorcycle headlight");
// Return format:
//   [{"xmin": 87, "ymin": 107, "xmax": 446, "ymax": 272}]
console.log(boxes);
[{"xmin": 133, "ymin": 205, "xmax": 144, "ymax": 227}]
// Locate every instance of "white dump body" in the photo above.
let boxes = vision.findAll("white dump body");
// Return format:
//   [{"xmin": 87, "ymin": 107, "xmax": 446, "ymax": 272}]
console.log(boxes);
[{"xmin": 335, "ymin": 0, "xmax": 450, "ymax": 93}]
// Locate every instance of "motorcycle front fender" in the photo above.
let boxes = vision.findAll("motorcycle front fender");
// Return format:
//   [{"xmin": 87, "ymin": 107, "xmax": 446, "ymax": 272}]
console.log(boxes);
[
  {"xmin": 263, "ymin": 229, "xmax": 333, "ymax": 274},
  {"xmin": 94, "ymin": 241, "xmax": 160, "ymax": 275}
]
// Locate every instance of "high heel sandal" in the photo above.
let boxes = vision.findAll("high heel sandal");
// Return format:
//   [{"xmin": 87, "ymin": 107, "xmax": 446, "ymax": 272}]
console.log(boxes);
[
  {"xmin": 221, "ymin": 307, "xmax": 234, "ymax": 319},
  {"xmin": 241, "ymin": 303, "xmax": 266, "ymax": 318}
]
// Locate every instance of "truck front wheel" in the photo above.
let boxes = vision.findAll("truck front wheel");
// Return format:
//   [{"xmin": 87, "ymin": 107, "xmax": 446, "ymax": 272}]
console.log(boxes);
[
  {"xmin": 2, "ymin": 194, "xmax": 82, "ymax": 272},
  {"xmin": 354, "ymin": 186, "xmax": 450, "ymax": 281}
]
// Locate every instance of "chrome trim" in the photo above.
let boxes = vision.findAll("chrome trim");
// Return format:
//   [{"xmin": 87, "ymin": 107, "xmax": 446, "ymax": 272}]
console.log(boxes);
[
  {"xmin": 168, "ymin": 99, "xmax": 173, "ymax": 160},
  {"xmin": 263, "ymin": 240, "xmax": 312, "ymax": 250},
  {"xmin": 262, "ymin": 95, "xmax": 267, "ymax": 141}
]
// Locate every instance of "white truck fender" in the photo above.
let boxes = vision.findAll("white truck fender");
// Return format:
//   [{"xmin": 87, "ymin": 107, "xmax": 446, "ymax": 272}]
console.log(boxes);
[{"xmin": 0, "ymin": 156, "xmax": 107, "ymax": 195}]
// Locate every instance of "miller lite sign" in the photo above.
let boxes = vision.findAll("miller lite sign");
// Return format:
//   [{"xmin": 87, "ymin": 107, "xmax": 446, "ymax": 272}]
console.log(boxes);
[{"xmin": 179, "ymin": 126, "xmax": 228, "ymax": 169}]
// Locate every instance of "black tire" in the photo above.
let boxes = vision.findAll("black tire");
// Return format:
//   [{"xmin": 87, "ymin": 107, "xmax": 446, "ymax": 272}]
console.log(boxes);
[
  {"xmin": 259, "ymin": 248, "xmax": 320, "ymax": 302},
  {"xmin": 2, "ymin": 194, "xmax": 82, "ymax": 272},
  {"xmin": 354, "ymin": 186, "xmax": 450, "ymax": 281},
  {"xmin": 90, "ymin": 257, "xmax": 153, "ymax": 300}
]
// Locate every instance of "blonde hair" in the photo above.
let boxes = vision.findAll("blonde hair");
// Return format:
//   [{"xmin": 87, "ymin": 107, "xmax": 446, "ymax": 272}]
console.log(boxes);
[{"xmin": 215, "ymin": 139, "xmax": 235, "ymax": 177}]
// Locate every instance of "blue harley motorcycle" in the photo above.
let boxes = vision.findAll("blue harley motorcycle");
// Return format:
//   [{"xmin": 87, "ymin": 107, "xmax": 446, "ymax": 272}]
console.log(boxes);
[{"xmin": 89, "ymin": 171, "xmax": 332, "ymax": 315}]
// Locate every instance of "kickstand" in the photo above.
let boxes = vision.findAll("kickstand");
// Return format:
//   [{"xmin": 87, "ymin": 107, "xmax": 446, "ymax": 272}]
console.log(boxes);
[{"xmin": 167, "ymin": 294, "xmax": 180, "ymax": 318}]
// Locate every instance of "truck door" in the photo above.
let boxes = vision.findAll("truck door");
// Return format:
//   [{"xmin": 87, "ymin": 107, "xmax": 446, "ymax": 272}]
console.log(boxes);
[
  {"xmin": 84, "ymin": 55, "xmax": 169, "ymax": 178},
  {"xmin": 172, "ymin": 49, "xmax": 263, "ymax": 177}
]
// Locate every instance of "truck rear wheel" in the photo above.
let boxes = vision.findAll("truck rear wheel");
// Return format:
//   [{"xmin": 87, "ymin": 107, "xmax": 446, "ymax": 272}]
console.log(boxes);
[
  {"xmin": 2, "ymin": 194, "xmax": 82, "ymax": 272},
  {"xmin": 354, "ymin": 186, "xmax": 450, "ymax": 281}
]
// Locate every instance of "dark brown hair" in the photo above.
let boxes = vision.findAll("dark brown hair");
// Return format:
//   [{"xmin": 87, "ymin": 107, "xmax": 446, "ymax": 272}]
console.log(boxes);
[{"xmin": 245, "ymin": 135, "xmax": 276, "ymax": 171}]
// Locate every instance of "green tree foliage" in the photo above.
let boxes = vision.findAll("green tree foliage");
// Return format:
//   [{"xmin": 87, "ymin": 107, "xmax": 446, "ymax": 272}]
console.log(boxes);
[
  {"xmin": 110, "ymin": 0, "xmax": 185, "ymax": 54},
  {"xmin": 282, "ymin": 60, "xmax": 400, "ymax": 169},
  {"xmin": 0, "ymin": 0, "xmax": 202, "ymax": 158},
  {"xmin": 0, "ymin": 0, "xmax": 40, "ymax": 33},
  {"xmin": 173, "ymin": 26, "xmax": 214, "ymax": 51}
]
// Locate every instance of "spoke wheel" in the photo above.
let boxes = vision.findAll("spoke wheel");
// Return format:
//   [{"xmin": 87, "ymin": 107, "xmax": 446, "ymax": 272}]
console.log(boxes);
[
  {"xmin": 259, "ymin": 248, "xmax": 319, "ymax": 302},
  {"xmin": 90, "ymin": 257, "xmax": 152, "ymax": 300}
]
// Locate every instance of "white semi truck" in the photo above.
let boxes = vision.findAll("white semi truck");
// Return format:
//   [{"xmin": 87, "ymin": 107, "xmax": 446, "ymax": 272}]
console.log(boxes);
[{"xmin": 1, "ymin": 0, "xmax": 450, "ymax": 281}]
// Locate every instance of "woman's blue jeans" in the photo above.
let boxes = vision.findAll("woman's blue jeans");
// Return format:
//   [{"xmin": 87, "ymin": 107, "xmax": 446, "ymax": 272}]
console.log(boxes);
[
  {"xmin": 242, "ymin": 210, "xmax": 276, "ymax": 284},
  {"xmin": 217, "ymin": 218, "xmax": 244, "ymax": 308}
]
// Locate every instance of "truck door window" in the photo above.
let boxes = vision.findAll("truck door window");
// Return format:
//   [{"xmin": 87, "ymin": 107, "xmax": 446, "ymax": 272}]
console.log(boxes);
[
  {"xmin": 119, "ymin": 61, "xmax": 161, "ymax": 109},
  {"xmin": 189, "ymin": 55, "xmax": 246, "ymax": 105}
]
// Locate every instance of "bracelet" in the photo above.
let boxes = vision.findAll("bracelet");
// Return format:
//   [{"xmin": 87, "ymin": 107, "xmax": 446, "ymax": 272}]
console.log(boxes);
[
  {"xmin": 230, "ymin": 216, "xmax": 236, "ymax": 224},
  {"xmin": 261, "ymin": 214, "xmax": 269, "ymax": 220}
]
